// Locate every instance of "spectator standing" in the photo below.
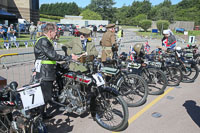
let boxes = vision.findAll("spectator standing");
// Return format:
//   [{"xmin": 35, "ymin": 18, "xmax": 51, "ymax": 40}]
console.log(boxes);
[
  {"xmin": 93, "ymin": 25, "xmax": 97, "ymax": 38},
  {"xmin": 29, "ymin": 22, "xmax": 37, "ymax": 40},
  {"xmin": 37, "ymin": 21, "xmax": 42, "ymax": 38},
  {"xmin": 41, "ymin": 22, "xmax": 46, "ymax": 32},
  {"xmin": 0, "ymin": 24, "xmax": 6, "ymax": 40},
  {"xmin": 88, "ymin": 25, "xmax": 93, "ymax": 37},
  {"xmin": 7, "ymin": 24, "xmax": 16, "ymax": 46},
  {"xmin": 117, "ymin": 26, "xmax": 123, "ymax": 43}
]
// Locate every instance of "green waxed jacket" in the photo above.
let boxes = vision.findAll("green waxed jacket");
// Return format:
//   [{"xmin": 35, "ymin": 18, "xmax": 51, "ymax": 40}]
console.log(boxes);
[{"xmin": 64, "ymin": 37, "xmax": 98, "ymax": 72}]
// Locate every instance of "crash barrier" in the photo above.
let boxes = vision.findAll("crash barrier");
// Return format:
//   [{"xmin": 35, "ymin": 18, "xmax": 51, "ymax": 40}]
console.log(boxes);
[
  {"xmin": 0, "ymin": 49, "xmax": 63, "ymax": 87},
  {"xmin": 0, "ymin": 37, "xmax": 72, "ymax": 49}
]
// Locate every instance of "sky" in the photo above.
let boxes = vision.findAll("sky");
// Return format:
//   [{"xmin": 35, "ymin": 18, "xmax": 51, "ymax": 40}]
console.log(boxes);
[{"xmin": 40, "ymin": 0, "xmax": 182, "ymax": 8}]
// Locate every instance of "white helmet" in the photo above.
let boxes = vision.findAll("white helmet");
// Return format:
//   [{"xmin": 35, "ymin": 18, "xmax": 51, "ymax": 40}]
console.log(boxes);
[{"xmin": 175, "ymin": 47, "xmax": 182, "ymax": 51}]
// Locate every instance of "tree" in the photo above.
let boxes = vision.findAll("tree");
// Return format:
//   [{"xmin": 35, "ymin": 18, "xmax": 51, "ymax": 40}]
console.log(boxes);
[
  {"xmin": 156, "ymin": 20, "xmax": 170, "ymax": 33},
  {"xmin": 139, "ymin": 20, "xmax": 152, "ymax": 32},
  {"xmin": 40, "ymin": 2, "xmax": 80, "ymax": 16},
  {"xmin": 129, "ymin": 0, "xmax": 151, "ymax": 18},
  {"xmin": 132, "ymin": 14, "xmax": 147, "ymax": 26},
  {"xmin": 80, "ymin": 9, "xmax": 102, "ymax": 20},
  {"xmin": 148, "ymin": 0, "xmax": 174, "ymax": 22},
  {"xmin": 87, "ymin": 0, "xmax": 116, "ymax": 21},
  {"xmin": 114, "ymin": 5, "xmax": 131, "ymax": 25}
]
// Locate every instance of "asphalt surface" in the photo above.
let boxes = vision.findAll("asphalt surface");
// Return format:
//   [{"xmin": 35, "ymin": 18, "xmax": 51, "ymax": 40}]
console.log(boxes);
[{"xmin": 0, "ymin": 29, "xmax": 200, "ymax": 133}]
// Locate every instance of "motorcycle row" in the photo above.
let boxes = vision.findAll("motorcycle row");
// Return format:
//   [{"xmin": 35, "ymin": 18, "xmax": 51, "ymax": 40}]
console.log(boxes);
[{"xmin": 0, "ymin": 43, "xmax": 200, "ymax": 133}]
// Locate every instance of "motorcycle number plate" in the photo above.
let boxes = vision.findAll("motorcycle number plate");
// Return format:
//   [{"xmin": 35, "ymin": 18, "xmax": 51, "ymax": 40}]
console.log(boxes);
[
  {"xmin": 19, "ymin": 86, "xmax": 45, "ymax": 111},
  {"xmin": 150, "ymin": 62, "xmax": 162, "ymax": 68},
  {"xmin": 127, "ymin": 63, "xmax": 141, "ymax": 69},
  {"xmin": 92, "ymin": 73, "xmax": 105, "ymax": 87}
]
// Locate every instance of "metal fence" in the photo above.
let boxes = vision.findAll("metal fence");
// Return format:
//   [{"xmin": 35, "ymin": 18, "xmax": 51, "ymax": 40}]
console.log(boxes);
[
  {"xmin": 0, "ymin": 49, "xmax": 63, "ymax": 88},
  {"xmin": 0, "ymin": 37, "xmax": 72, "ymax": 49}
]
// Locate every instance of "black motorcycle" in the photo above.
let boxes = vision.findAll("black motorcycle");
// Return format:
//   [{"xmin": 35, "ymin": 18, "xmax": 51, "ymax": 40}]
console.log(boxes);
[
  {"xmin": 100, "ymin": 53, "xmax": 149, "ymax": 107},
  {"xmin": 51, "ymin": 55, "xmax": 129, "ymax": 132},
  {"xmin": 175, "ymin": 48, "xmax": 199, "ymax": 83},
  {"xmin": 126, "ymin": 56, "xmax": 168, "ymax": 95},
  {"xmin": 146, "ymin": 51, "xmax": 183, "ymax": 86},
  {"xmin": 0, "ymin": 82, "xmax": 47, "ymax": 133}
]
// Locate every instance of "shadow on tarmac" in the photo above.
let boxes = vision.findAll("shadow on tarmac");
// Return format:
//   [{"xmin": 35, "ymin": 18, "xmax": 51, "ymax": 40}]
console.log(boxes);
[
  {"xmin": 45, "ymin": 104, "xmax": 90, "ymax": 133},
  {"xmin": 183, "ymin": 100, "xmax": 200, "ymax": 128}
]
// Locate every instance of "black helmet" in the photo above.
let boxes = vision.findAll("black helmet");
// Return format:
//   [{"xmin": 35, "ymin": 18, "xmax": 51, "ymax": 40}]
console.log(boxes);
[
  {"xmin": 9, "ymin": 81, "xmax": 18, "ymax": 91},
  {"xmin": 120, "ymin": 52, "xmax": 128, "ymax": 61}
]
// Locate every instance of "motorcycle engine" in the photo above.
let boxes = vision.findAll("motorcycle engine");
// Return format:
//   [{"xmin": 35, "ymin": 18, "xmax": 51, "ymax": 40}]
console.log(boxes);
[
  {"xmin": 11, "ymin": 110, "xmax": 27, "ymax": 132},
  {"xmin": 59, "ymin": 84, "xmax": 86, "ymax": 115}
]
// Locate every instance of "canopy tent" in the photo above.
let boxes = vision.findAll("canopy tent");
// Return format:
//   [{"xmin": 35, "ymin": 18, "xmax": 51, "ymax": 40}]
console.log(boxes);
[{"xmin": 0, "ymin": 10, "xmax": 17, "ymax": 19}]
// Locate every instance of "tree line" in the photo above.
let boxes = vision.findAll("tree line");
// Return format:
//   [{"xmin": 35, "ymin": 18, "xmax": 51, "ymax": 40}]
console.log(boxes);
[{"xmin": 40, "ymin": 0, "xmax": 200, "ymax": 25}]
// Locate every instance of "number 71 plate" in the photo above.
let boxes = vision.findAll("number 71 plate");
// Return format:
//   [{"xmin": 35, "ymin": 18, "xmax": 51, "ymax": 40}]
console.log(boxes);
[{"xmin": 19, "ymin": 86, "xmax": 45, "ymax": 111}]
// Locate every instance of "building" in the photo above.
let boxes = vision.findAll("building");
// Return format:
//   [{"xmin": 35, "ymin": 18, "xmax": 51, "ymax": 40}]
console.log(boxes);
[
  {"xmin": 0, "ymin": 0, "xmax": 39, "ymax": 24},
  {"xmin": 151, "ymin": 21, "xmax": 195, "ymax": 31},
  {"xmin": 60, "ymin": 15, "xmax": 109, "ymax": 28}
]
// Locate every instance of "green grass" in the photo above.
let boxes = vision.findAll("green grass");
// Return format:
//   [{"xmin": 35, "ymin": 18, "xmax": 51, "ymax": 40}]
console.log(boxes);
[
  {"xmin": 121, "ymin": 25, "xmax": 139, "ymax": 29},
  {"xmin": 136, "ymin": 31, "xmax": 163, "ymax": 39},
  {"xmin": 0, "ymin": 34, "xmax": 72, "ymax": 49},
  {"xmin": 188, "ymin": 30, "xmax": 200, "ymax": 36},
  {"xmin": 136, "ymin": 29, "xmax": 200, "ymax": 40},
  {"xmin": 40, "ymin": 18, "xmax": 59, "ymax": 22}
]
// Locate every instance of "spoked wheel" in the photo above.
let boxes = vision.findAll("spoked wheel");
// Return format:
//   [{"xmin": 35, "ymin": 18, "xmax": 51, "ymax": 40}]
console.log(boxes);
[
  {"xmin": 94, "ymin": 91, "xmax": 129, "ymax": 131},
  {"xmin": 117, "ymin": 74, "xmax": 148, "ymax": 107},
  {"xmin": 142, "ymin": 68, "xmax": 167, "ymax": 95},
  {"xmin": 180, "ymin": 64, "xmax": 199, "ymax": 83},
  {"xmin": 164, "ymin": 67, "xmax": 182, "ymax": 86},
  {"xmin": 195, "ymin": 54, "xmax": 200, "ymax": 72},
  {"xmin": 0, "ymin": 115, "xmax": 11, "ymax": 133}
]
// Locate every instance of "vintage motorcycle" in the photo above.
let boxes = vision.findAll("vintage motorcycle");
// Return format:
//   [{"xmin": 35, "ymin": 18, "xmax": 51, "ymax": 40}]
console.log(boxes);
[
  {"xmin": 0, "ymin": 82, "xmax": 47, "ymax": 133},
  {"xmin": 99, "ymin": 53, "xmax": 149, "ymax": 107},
  {"xmin": 45, "ymin": 55, "xmax": 129, "ymax": 131},
  {"xmin": 146, "ymin": 50, "xmax": 183, "ymax": 86}
]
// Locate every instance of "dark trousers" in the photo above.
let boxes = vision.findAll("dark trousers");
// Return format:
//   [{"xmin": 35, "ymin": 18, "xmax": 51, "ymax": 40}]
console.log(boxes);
[{"xmin": 41, "ymin": 81, "xmax": 53, "ymax": 103}]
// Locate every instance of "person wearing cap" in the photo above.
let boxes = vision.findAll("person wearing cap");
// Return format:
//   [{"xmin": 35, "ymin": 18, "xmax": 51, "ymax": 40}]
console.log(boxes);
[
  {"xmin": 162, "ymin": 29, "xmax": 176, "ymax": 50},
  {"xmin": 7, "ymin": 24, "xmax": 16, "ymax": 39},
  {"xmin": 64, "ymin": 27, "xmax": 98, "ymax": 72},
  {"xmin": 0, "ymin": 24, "xmax": 6, "ymax": 40},
  {"xmin": 100, "ymin": 24, "xmax": 117, "ymax": 63},
  {"xmin": 7, "ymin": 24, "xmax": 16, "ymax": 46},
  {"xmin": 34, "ymin": 23, "xmax": 78, "ymax": 118},
  {"xmin": 29, "ymin": 22, "xmax": 37, "ymax": 40}
]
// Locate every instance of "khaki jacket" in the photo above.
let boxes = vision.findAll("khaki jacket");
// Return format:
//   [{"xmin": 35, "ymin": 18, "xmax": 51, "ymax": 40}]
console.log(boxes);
[
  {"xmin": 64, "ymin": 37, "xmax": 98, "ymax": 72},
  {"xmin": 100, "ymin": 30, "xmax": 116, "ymax": 62}
]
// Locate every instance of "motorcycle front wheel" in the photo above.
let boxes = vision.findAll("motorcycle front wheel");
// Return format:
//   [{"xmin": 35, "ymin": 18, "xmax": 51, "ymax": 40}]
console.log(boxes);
[
  {"xmin": 117, "ymin": 74, "xmax": 148, "ymax": 107},
  {"xmin": 94, "ymin": 90, "xmax": 129, "ymax": 131},
  {"xmin": 164, "ymin": 66, "xmax": 182, "ymax": 86},
  {"xmin": 142, "ymin": 68, "xmax": 167, "ymax": 95},
  {"xmin": 180, "ymin": 64, "xmax": 199, "ymax": 83}
]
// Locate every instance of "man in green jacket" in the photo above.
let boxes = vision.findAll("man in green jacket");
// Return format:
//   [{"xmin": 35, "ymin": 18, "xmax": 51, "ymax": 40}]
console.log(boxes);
[{"xmin": 64, "ymin": 28, "xmax": 98, "ymax": 72}]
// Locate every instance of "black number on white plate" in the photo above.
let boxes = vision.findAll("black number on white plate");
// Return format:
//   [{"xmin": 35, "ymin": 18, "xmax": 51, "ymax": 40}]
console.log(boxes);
[{"xmin": 30, "ymin": 94, "xmax": 35, "ymax": 104}]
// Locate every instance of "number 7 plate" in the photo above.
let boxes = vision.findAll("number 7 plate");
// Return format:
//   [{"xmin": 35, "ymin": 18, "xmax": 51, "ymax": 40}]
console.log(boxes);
[{"xmin": 19, "ymin": 86, "xmax": 45, "ymax": 111}]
